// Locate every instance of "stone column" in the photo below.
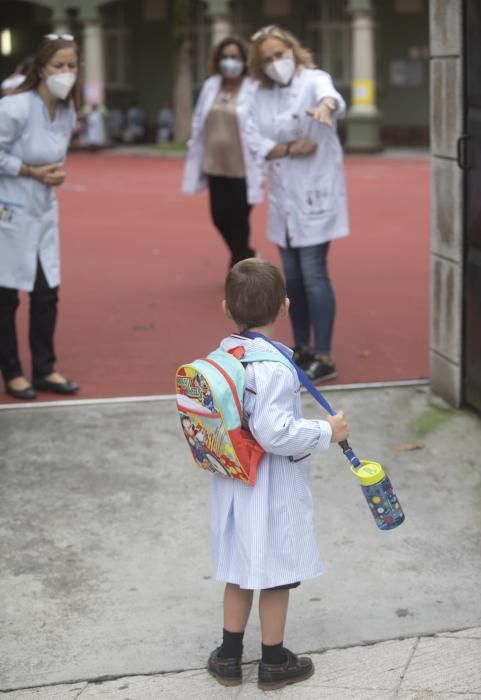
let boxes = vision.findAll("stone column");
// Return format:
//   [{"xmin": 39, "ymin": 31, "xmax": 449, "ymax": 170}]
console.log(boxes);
[
  {"xmin": 206, "ymin": 0, "xmax": 232, "ymax": 46},
  {"xmin": 82, "ymin": 16, "xmax": 106, "ymax": 106},
  {"xmin": 51, "ymin": 17, "xmax": 71, "ymax": 36},
  {"xmin": 345, "ymin": 0, "xmax": 381, "ymax": 152},
  {"xmin": 48, "ymin": 0, "xmax": 70, "ymax": 36},
  {"xmin": 174, "ymin": 37, "xmax": 193, "ymax": 142},
  {"xmin": 430, "ymin": 0, "xmax": 464, "ymax": 406}
]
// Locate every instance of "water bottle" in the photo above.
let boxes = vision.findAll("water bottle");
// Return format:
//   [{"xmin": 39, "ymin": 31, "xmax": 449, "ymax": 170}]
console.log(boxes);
[{"xmin": 351, "ymin": 460, "xmax": 405, "ymax": 530}]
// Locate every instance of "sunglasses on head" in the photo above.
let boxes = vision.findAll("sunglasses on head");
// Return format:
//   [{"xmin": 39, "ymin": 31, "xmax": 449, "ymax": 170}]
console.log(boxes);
[
  {"xmin": 44, "ymin": 33, "xmax": 75, "ymax": 41},
  {"xmin": 251, "ymin": 25, "xmax": 279, "ymax": 41}
]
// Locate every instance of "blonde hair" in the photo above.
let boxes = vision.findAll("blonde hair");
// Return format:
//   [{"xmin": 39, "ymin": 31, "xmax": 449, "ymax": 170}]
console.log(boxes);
[{"xmin": 248, "ymin": 25, "xmax": 315, "ymax": 88}]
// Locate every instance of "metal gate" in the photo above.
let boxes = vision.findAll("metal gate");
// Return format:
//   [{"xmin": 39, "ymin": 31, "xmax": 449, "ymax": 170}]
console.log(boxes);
[{"xmin": 462, "ymin": 0, "xmax": 481, "ymax": 411}]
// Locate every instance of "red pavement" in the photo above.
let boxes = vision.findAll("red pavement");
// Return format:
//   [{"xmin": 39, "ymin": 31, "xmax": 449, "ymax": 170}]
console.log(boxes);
[{"xmin": 5, "ymin": 152, "xmax": 430, "ymax": 403}]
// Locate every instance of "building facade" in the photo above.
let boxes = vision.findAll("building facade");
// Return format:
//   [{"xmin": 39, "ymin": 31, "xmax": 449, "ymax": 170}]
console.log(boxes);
[
  {"xmin": 5, "ymin": 0, "xmax": 477, "ymax": 413},
  {"xmin": 0, "ymin": 0, "xmax": 429, "ymax": 145},
  {"xmin": 430, "ymin": 0, "xmax": 481, "ymax": 413}
]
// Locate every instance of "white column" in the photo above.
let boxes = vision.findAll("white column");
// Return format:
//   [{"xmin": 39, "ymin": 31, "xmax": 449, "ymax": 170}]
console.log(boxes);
[
  {"xmin": 345, "ymin": 0, "xmax": 381, "ymax": 151},
  {"xmin": 207, "ymin": 0, "xmax": 231, "ymax": 46},
  {"xmin": 351, "ymin": 11, "xmax": 377, "ymax": 115},
  {"xmin": 82, "ymin": 18, "xmax": 105, "ymax": 106},
  {"xmin": 211, "ymin": 15, "xmax": 231, "ymax": 46},
  {"xmin": 51, "ymin": 18, "xmax": 70, "ymax": 36}
]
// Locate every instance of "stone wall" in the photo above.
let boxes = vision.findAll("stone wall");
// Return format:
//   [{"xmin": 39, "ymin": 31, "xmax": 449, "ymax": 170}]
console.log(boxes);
[{"xmin": 430, "ymin": 0, "xmax": 464, "ymax": 406}]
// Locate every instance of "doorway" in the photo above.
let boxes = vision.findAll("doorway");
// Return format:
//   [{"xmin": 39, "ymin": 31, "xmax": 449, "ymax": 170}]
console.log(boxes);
[{"xmin": 463, "ymin": 0, "xmax": 481, "ymax": 412}]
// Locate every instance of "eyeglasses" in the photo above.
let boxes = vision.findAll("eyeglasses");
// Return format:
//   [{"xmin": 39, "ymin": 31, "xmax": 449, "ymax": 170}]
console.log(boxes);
[
  {"xmin": 44, "ymin": 33, "xmax": 75, "ymax": 41},
  {"xmin": 251, "ymin": 25, "xmax": 279, "ymax": 41}
]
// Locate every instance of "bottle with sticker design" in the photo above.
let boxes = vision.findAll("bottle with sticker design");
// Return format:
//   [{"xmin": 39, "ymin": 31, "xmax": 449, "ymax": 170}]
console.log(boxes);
[{"xmin": 351, "ymin": 460, "xmax": 405, "ymax": 530}]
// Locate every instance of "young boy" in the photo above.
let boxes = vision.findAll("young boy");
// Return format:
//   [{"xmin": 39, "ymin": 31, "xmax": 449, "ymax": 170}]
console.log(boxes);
[{"xmin": 207, "ymin": 258, "xmax": 348, "ymax": 691}]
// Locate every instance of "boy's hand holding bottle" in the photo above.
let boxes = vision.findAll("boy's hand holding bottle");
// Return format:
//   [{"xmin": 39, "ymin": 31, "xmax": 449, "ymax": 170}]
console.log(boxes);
[{"xmin": 326, "ymin": 411, "xmax": 348, "ymax": 443}]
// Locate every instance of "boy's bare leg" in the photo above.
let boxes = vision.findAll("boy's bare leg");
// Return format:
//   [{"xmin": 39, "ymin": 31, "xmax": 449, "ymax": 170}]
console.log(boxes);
[
  {"xmin": 259, "ymin": 588, "xmax": 289, "ymax": 644},
  {"xmin": 257, "ymin": 589, "xmax": 314, "ymax": 689},
  {"xmin": 208, "ymin": 584, "xmax": 252, "ymax": 686},
  {"xmin": 224, "ymin": 583, "xmax": 254, "ymax": 631}
]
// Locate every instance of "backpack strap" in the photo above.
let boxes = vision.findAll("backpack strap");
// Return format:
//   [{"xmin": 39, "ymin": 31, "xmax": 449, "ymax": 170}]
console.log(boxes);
[
  {"xmin": 223, "ymin": 345, "xmax": 294, "ymax": 371},
  {"xmin": 239, "ymin": 351, "xmax": 295, "ymax": 372}
]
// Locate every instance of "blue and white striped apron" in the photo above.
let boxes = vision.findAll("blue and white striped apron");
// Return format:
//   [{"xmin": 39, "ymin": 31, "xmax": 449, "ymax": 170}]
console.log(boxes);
[{"xmin": 210, "ymin": 335, "xmax": 332, "ymax": 590}]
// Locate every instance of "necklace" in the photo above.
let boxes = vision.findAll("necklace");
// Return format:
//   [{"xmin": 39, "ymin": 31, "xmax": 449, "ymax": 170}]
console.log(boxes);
[{"xmin": 219, "ymin": 90, "xmax": 232, "ymax": 103}]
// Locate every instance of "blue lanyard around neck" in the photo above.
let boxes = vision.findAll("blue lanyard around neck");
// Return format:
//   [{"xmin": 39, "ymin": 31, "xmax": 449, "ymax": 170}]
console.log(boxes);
[{"xmin": 241, "ymin": 330, "xmax": 360, "ymax": 468}]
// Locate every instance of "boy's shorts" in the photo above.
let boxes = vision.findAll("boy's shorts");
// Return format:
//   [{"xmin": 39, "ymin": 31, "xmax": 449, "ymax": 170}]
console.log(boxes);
[{"xmin": 263, "ymin": 581, "xmax": 301, "ymax": 591}]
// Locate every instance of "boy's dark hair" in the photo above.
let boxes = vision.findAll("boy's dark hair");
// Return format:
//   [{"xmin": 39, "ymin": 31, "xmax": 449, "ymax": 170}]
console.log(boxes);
[{"xmin": 225, "ymin": 258, "xmax": 286, "ymax": 329}]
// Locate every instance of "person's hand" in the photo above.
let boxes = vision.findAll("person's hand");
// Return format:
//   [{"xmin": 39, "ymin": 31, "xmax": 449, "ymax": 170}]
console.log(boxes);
[
  {"xmin": 326, "ymin": 411, "xmax": 349, "ymax": 443},
  {"xmin": 30, "ymin": 163, "xmax": 65, "ymax": 187},
  {"xmin": 288, "ymin": 138, "xmax": 317, "ymax": 157},
  {"xmin": 307, "ymin": 99, "xmax": 337, "ymax": 127},
  {"xmin": 266, "ymin": 143, "xmax": 290, "ymax": 160}
]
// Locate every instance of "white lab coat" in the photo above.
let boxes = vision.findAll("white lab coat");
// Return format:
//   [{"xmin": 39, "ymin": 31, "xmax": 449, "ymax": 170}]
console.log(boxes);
[
  {"xmin": 246, "ymin": 68, "xmax": 350, "ymax": 247},
  {"xmin": 210, "ymin": 334, "xmax": 331, "ymax": 589},
  {"xmin": 182, "ymin": 75, "xmax": 264, "ymax": 205},
  {"xmin": 0, "ymin": 91, "xmax": 75, "ymax": 291},
  {"xmin": 84, "ymin": 109, "xmax": 106, "ymax": 146}
]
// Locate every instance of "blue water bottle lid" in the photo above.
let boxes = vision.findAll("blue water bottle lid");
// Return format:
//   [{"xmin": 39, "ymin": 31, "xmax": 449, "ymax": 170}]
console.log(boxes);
[{"xmin": 351, "ymin": 460, "xmax": 385, "ymax": 486}]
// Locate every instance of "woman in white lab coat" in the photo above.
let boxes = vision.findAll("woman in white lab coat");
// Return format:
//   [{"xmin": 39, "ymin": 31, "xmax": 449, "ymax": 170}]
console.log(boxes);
[
  {"xmin": 0, "ymin": 35, "xmax": 80, "ymax": 400},
  {"xmin": 247, "ymin": 26, "xmax": 350, "ymax": 383},
  {"xmin": 182, "ymin": 36, "xmax": 263, "ymax": 268}
]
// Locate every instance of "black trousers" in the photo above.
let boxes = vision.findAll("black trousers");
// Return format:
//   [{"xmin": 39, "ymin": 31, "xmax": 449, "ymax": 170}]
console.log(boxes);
[
  {"xmin": 0, "ymin": 261, "xmax": 58, "ymax": 382},
  {"xmin": 207, "ymin": 175, "xmax": 254, "ymax": 267}
]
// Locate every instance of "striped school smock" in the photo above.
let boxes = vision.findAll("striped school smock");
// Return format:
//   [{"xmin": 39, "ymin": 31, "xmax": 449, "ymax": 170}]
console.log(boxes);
[{"xmin": 210, "ymin": 334, "xmax": 332, "ymax": 590}]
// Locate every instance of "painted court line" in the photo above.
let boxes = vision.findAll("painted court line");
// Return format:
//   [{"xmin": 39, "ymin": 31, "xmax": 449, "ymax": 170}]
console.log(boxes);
[{"xmin": 0, "ymin": 379, "xmax": 429, "ymax": 411}]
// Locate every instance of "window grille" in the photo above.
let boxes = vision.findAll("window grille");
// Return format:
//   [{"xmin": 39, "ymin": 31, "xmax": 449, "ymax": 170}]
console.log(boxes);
[
  {"xmin": 305, "ymin": 0, "xmax": 351, "ymax": 87},
  {"xmin": 102, "ymin": 4, "xmax": 132, "ymax": 89}
]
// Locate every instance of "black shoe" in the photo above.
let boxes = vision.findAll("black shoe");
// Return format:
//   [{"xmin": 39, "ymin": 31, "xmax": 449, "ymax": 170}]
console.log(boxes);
[
  {"xmin": 305, "ymin": 358, "xmax": 337, "ymax": 383},
  {"xmin": 5, "ymin": 382, "xmax": 37, "ymax": 400},
  {"xmin": 34, "ymin": 377, "xmax": 80, "ymax": 395},
  {"xmin": 207, "ymin": 646, "xmax": 242, "ymax": 687},
  {"xmin": 292, "ymin": 346, "xmax": 314, "ymax": 371},
  {"xmin": 258, "ymin": 648, "xmax": 314, "ymax": 691}
]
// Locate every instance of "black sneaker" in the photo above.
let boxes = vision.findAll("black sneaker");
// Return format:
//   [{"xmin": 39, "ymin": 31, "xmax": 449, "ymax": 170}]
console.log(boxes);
[
  {"xmin": 292, "ymin": 346, "xmax": 314, "ymax": 371},
  {"xmin": 305, "ymin": 358, "xmax": 337, "ymax": 383},
  {"xmin": 258, "ymin": 648, "xmax": 314, "ymax": 690},
  {"xmin": 207, "ymin": 646, "xmax": 242, "ymax": 687}
]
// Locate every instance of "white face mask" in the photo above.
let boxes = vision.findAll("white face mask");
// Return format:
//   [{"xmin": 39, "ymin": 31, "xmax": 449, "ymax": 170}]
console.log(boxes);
[
  {"xmin": 264, "ymin": 56, "xmax": 296, "ymax": 85},
  {"xmin": 219, "ymin": 57, "xmax": 244, "ymax": 79},
  {"xmin": 45, "ymin": 71, "xmax": 76, "ymax": 100}
]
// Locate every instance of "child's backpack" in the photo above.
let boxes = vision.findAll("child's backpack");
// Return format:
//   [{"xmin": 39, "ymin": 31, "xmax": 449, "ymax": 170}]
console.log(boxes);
[{"xmin": 175, "ymin": 346, "xmax": 292, "ymax": 486}]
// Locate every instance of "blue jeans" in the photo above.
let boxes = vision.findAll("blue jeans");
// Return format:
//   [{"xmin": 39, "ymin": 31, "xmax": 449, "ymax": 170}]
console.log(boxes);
[{"xmin": 278, "ymin": 243, "xmax": 335, "ymax": 356}]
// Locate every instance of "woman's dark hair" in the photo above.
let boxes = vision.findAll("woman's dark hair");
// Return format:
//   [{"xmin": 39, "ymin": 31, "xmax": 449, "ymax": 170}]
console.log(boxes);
[
  {"xmin": 208, "ymin": 36, "xmax": 249, "ymax": 76},
  {"xmin": 12, "ymin": 36, "xmax": 81, "ymax": 111},
  {"xmin": 17, "ymin": 56, "xmax": 33, "ymax": 74},
  {"xmin": 225, "ymin": 258, "xmax": 287, "ymax": 329}
]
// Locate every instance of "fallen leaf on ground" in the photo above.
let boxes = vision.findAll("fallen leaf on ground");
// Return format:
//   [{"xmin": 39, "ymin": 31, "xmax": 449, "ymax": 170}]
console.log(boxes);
[{"xmin": 392, "ymin": 442, "xmax": 425, "ymax": 452}]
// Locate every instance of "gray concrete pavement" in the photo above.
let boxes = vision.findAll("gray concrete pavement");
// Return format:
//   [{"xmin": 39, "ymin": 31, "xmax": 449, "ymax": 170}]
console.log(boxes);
[
  {"xmin": 2, "ymin": 628, "xmax": 481, "ymax": 698},
  {"xmin": 1, "ymin": 385, "xmax": 481, "ymax": 697}
]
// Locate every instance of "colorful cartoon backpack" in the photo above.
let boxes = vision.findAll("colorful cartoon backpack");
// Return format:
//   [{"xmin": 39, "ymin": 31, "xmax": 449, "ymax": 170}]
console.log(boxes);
[{"xmin": 175, "ymin": 346, "xmax": 291, "ymax": 486}]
